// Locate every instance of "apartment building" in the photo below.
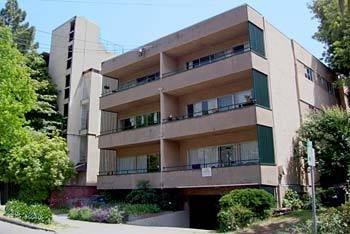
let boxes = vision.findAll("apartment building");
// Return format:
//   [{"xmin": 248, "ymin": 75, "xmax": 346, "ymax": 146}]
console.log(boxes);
[
  {"xmin": 97, "ymin": 5, "xmax": 345, "ymax": 228},
  {"xmin": 48, "ymin": 17, "xmax": 112, "ymax": 186}
]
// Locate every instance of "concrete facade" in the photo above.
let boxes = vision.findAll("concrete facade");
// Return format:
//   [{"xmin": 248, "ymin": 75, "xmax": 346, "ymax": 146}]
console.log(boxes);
[
  {"xmin": 49, "ymin": 17, "xmax": 112, "ymax": 185},
  {"xmin": 96, "ymin": 4, "xmax": 347, "ymax": 207}
]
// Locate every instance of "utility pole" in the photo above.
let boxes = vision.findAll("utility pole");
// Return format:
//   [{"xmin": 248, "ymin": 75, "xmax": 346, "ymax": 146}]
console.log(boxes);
[{"xmin": 307, "ymin": 140, "xmax": 317, "ymax": 234}]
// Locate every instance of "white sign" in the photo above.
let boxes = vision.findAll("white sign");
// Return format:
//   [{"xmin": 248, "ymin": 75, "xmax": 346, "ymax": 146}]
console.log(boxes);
[
  {"xmin": 307, "ymin": 140, "xmax": 316, "ymax": 167},
  {"xmin": 201, "ymin": 167, "xmax": 212, "ymax": 177}
]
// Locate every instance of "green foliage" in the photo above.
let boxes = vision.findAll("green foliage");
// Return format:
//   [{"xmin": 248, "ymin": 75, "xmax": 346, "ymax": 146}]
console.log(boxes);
[
  {"xmin": 0, "ymin": 0, "xmax": 37, "ymax": 53},
  {"xmin": 283, "ymin": 189, "xmax": 304, "ymax": 210},
  {"xmin": 309, "ymin": 0, "xmax": 350, "ymax": 81},
  {"xmin": 25, "ymin": 52, "xmax": 64, "ymax": 135},
  {"xmin": 217, "ymin": 204, "xmax": 254, "ymax": 232},
  {"xmin": 68, "ymin": 206, "xmax": 125, "ymax": 223},
  {"xmin": 126, "ymin": 180, "xmax": 159, "ymax": 204},
  {"xmin": 7, "ymin": 130, "xmax": 74, "ymax": 202},
  {"xmin": 219, "ymin": 188, "xmax": 275, "ymax": 220},
  {"xmin": 4, "ymin": 200, "xmax": 52, "ymax": 224},
  {"xmin": 120, "ymin": 203, "xmax": 161, "ymax": 216},
  {"xmin": 296, "ymin": 107, "xmax": 350, "ymax": 185}
]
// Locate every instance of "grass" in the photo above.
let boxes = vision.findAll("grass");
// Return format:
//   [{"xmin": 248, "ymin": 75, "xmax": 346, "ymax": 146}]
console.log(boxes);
[{"xmin": 236, "ymin": 210, "xmax": 312, "ymax": 234}]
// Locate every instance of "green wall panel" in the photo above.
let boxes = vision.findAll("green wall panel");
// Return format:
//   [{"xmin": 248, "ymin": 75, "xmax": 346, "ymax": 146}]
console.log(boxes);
[{"xmin": 257, "ymin": 125, "xmax": 275, "ymax": 164}]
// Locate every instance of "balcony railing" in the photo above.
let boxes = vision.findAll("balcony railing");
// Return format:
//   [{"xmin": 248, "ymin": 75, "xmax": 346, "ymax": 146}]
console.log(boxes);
[
  {"xmin": 101, "ymin": 73, "xmax": 160, "ymax": 97},
  {"xmin": 162, "ymin": 44, "xmax": 251, "ymax": 78},
  {"xmin": 163, "ymin": 99, "xmax": 255, "ymax": 123},
  {"xmin": 99, "ymin": 168, "xmax": 160, "ymax": 176},
  {"xmin": 100, "ymin": 122, "xmax": 160, "ymax": 136},
  {"xmin": 163, "ymin": 159, "xmax": 259, "ymax": 172}
]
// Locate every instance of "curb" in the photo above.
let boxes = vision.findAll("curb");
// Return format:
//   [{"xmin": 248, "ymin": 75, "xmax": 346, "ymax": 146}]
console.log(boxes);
[{"xmin": 0, "ymin": 215, "xmax": 56, "ymax": 233}]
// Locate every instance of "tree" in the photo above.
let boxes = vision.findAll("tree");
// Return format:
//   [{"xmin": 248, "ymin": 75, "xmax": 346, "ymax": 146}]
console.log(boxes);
[
  {"xmin": 0, "ymin": 0, "xmax": 36, "ymax": 53},
  {"xmin": 8, "ymin": 130, "xmax": 74, "ymax": 202},
  {"xmin": 296, "ymin": 107, "xmax": 350, "ymax": 185},
  {"xmin": 309, "ymin": 0, "xmax": 350, "ymax": 82},
  {"xmin": 25, "ymin": 52, "xmax": 64, "ymax": 135},
  {"xmin": 0, "ymin": 26, "xmax": 36, "ymax": 160},
  {"xmin": 0, "ymin": 0, "xmax": 64, "ymax": 135}
]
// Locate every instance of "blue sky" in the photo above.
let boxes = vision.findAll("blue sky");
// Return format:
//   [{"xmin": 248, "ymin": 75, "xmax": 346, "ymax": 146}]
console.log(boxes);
[{"xmin": 1, "ymin": 0, "xmax": 325, "ymax": 58}]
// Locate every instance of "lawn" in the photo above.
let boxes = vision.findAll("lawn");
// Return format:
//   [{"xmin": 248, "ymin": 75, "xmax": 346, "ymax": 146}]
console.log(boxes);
[{"xmin": 236, "ymin": 210, "xmax": 312, "ymax": 234}]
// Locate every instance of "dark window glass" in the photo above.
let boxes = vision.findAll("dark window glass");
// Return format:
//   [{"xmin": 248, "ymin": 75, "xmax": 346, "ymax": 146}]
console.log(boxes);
[
  {"xmin": 70, "ymin": 20, "xmax": 75, "ymax": 32},
  {"xmin": 233, "ymin": 44, "xmax": 245, "ymax": 54},
  {"xmin": 64, "ymin": 88, "xmax": 69, "ymax": 99},
  {"xmin": 218, "ymin": 95, "xmax": 233, "ymax": 111},
  {"xmin": 121, "ymin": 118, "xmax": 134, "ymax": 130},
  {"xmin": 66, "ymin": 59, "xmax": 72, "ymax": 69},
  {"xmin": 187, "ymin": 104, "xmax": 194, "ymax": 118},
  {"xmin": 147, "ymin": 154, "xmax": 160, "ymax": 172},
  {"xmin": 69, "ymin": 31, "xmax": 74, "ymax": 42},
  {"xmin": 63, "ymin": 103, "xmax": 69, "ymax": 117},
  {"xmin": 68, "ymin": 45, "xmax": 73, "ymax": 59},
  {"xmin": 192, "ymin": 59, "xmax": 200, "ymax": 68},
  {"xmin": 202, "ymin": 101, "xmax": 208, "ymax": 115},
  {"xmin": 65, "ymin": 74, "xmax": 70, "ymax": 87},
  {"xmin": 219, "ymin": 145, "xmax": 234, "ymax": 165},
  {"xmin": 199, "ymin": 55, "xmax": 210, "ymax": 66}
]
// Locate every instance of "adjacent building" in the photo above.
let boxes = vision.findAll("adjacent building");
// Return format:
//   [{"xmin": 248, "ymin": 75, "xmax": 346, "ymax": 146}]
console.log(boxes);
[{"xmin": 48, "ymin": 16, "xmax": 112, "ymax": 186}]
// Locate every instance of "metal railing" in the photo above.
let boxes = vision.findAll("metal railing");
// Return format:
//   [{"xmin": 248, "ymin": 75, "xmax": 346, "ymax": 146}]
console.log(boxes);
[
  {"xmin": 101, "ymin": 73, "xmax": 160, "ymax": 97},
  {"xmin": 162, "ymin": 46, "xmax": 251, "ymax": 78},
  {"xmin": 99, "ymin": 168, "xmax": 160, "ymax": 176},
  {"xmin": 162, "ymin": 99, "xmax": 255, "ymax": 123},
  {"xmin": 163, "ymin": 159, "xmax": 259, "ymax": 172},
  {"xmin": 100, "ymin": 121, "xmax": 160, "ymax": 136}
]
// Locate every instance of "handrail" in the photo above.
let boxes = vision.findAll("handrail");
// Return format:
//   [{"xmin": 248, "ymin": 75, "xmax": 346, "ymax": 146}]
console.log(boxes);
[
  {"xmin": 99, "ymin": 168, "xmax": 160, "ymax": 176},
  {"xmin": 162, "ymin": 46, "xmax": 251, "ymax": 78},
  {"xmin": 162, "ymin": 100, "xmax": 255, "ymax": 123},
  {"xmin": 101, "ymin": 73, "xmax": 160, "ymax": 97},
  {"xmin": 100, "ymin": 122, "xmax": 160, "ymax": 136},
  {"xmin": 163, "ymin": 159, "xmax": 260, "ymax": 172}
]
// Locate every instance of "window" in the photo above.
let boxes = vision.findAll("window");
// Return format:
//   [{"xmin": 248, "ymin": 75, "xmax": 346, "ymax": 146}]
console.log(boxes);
[
  {"xmin": 63, "ymin": 103, "xmax": 69, "ymax": 117},
  {"xmin": 117, "ymin": 154, "xmax": 160, "ymax": 174},
  {"xmin": 240, "ymin": 141, "xmax": 259, "ymax": 162},
  {"xmin": 188, "ymin": 146, "xmax": 218, "ymax": 168},
  {"xmin": 187, "ymin": 104, "xmax": 194, "ymax": 118},
  {"xmin": 69, "ymin": 31, "xmax": 74, "ymax": 42},
  {"xmin": 218, "ymin": 95, "xmax": 233, "ymax": 111},
  {"xmin": 120, "ymin": 117, "xmax": 135, "ymax": 130},
  {"xmin": 64, "ymin": 88, "xmax": 69, "ymax": 99},
  {"xmin": 66, "ymin": 58, "xmax": 72, "ymax": 69},
  {"xmin": 233, "ymin": 44, "xmax": 245, "ymax": 54},
  {"xmin": 79, "ymin": 136, "xmax": 87, "ymax": 162},
  {"xmin": 81, "ymin": 103, "xmax": 89, "ymax": 130},
  {"xmin": 70, "ymin": 20, "xmax": 75, "ymax": 32},
  {"xmin": 249, "ymin": 22, "xmax": 265, "ymax": 56},
  {"xmin": 193, "ymin": 102, "xmax": 203, "ymax": 117},
  {"xmin": 68, "ymin": 45, "xmax": 73, "ymax": 59},
  {"xmin": 305, "ymin": 66, "xmax": 314, "ymax": 81},
  {"xmin": 65, "ymin": 74, "xmax": 70, "ymax": 87},
  {"xmin": 235, "ymin": 90, "xmax": 252, "ymax": 106},
  {"xmin": 207, "ymin": 98, "xmax": 218, "ymax": 114}
]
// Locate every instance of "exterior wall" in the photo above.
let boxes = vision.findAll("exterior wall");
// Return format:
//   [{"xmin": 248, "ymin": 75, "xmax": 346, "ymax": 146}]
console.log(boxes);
[{"xmin": 49, "ymin": 17, "xmax": 112, "ymax": 186}]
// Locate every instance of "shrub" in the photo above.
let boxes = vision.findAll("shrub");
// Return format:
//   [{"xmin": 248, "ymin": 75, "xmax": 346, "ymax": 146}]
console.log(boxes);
[
  {"xmin": 218, "ymin": 204, "xmax": 254, "ymax": 232},
  {"xmin": 68, "ymin": 206, "xmax": 124, "ymax": 224},
  {"xmin": 219, "ymin": 188, "xmax": 275, "ymax": 219},
  {"xmin": 283, "ymin": 189, "xmax": 303, "ymax": 210},
  {"xmin": 4, "ymin": 200, "xmax": 52, "ymax": 224},
  {"xmin": 121, "ymin": 203, "xmax": 161, "ymax": 216},
  {"xmin": 125, "ymin": 180, "xmax": 159, "ymax": 204},
  {"xmin": 106, "ymin": 207, "xmax": 124, "ymax": 223}
]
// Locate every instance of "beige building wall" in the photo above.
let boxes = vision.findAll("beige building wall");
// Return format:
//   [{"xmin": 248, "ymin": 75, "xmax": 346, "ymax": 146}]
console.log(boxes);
[{"xmin": 49, "ymin": 16, "xmax": 112, "ymax": 185}]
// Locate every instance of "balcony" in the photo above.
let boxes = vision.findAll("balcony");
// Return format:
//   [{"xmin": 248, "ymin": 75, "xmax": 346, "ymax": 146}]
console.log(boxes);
[
  {"xmin": 161, "ymin": 51, "xmax": 267, "ymax": 96},
  {"xmin": 98, "ymin": 172, "xmax": 161, "ymax": 190},
  {"xmin": 162, "ymin": 103, "xmax": 272, "ymax": 140},
  {"xmin": 99, "ymin": 124, "xmax": 160, "ymax": 149}
]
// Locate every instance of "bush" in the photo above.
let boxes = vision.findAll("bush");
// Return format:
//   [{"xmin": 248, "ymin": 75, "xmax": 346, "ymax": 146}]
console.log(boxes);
[
  {"xmin": 68, "ymin": 206, "xmax": 124, "ymax": 223},
  {"xmin": 125, "ymin": 180, "xmax": 159, "ymax": 204},
  {"xmin": 4, "ymin": 200, "xmax": 52, "ymax": 224},
  {"xmin": 219, "ymin": 188, "xmax": 275, "ymax": 219},
  {"xmin": 283, "ymin": 189, "xmax": 303, "ymax": 210},
  {"xmin": 106, "ymin": 207, "xmax": 124, "ymax": 223},
  {"xmin": 295, "ymin": 202, "xmax": 350, "ymax": 234},
  {"xmin": 218, "ymin": 204, "xmax": 254, "ymax": 232},
  {"xmin": 121, "ymin": 203, "xmax": 161, "ymax": 216}
]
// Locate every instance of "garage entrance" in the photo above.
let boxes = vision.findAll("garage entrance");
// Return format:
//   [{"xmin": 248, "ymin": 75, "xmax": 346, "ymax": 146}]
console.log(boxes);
[{"xmin": 189, "ymin": 195, "xmax": 220, "ymax": 230}]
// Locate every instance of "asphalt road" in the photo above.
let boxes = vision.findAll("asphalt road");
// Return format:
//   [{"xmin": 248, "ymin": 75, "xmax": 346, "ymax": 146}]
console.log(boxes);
[{"xmin": 0, "ymin": 221, "xmax": 49, "ymax": 234}]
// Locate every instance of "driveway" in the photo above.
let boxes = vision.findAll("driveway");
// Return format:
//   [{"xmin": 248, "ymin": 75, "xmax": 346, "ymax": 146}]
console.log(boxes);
[{"xmin": 54, "ymin": 215, "xmax": 212, "ymax": 234}]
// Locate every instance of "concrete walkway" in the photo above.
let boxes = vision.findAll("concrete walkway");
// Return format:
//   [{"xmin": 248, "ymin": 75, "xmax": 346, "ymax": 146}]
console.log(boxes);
[{"xmin": 54, "ymin": 215, "xmax": 213, "ymax": 234}]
